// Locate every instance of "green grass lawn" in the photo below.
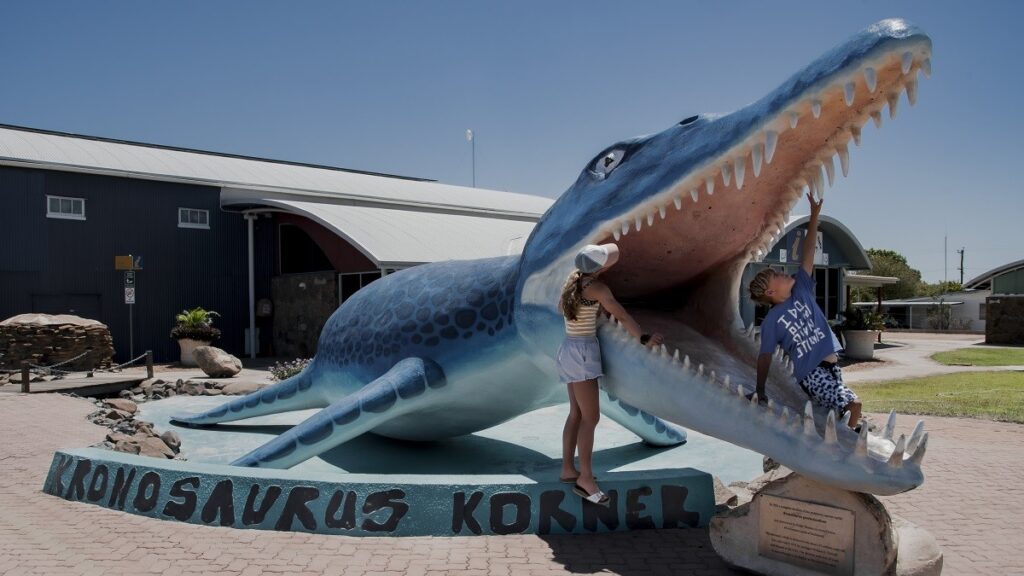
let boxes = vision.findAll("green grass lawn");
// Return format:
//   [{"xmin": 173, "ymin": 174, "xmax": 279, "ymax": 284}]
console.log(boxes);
[
  {"xmin": 853, "ymin": 371, "xmax": 1024, "ymax": 423},
  {"xmin": 931, "ymin": 347, "xmax": 1024, "ymax": 366}
]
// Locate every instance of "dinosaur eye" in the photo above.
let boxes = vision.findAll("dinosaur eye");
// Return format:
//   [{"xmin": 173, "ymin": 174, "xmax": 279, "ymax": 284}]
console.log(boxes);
[{"xmin": 591, "ymin": 149, "xmax": 625, "ymax": 179}]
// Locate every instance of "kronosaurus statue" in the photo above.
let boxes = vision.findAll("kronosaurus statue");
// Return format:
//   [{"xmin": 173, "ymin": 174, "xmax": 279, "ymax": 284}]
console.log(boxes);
[{"xmin": 174, "ymin": 19, "xmax": 932, "ymax": 496}]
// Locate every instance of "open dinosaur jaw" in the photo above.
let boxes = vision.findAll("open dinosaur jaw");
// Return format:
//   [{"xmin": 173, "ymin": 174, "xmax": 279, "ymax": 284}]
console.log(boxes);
[{"xmin": 588, "ymin": 45, "xmax": 932, "ymax": 494}]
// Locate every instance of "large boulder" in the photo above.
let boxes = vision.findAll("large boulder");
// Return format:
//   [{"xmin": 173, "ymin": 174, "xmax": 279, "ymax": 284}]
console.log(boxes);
[
  {"xmin": 192, "ymin": 346, "xmax": 242, "ymax": 378},
  {"xmin": 710, "ymin": 468, "xmax": 941, "ymax": 576}
]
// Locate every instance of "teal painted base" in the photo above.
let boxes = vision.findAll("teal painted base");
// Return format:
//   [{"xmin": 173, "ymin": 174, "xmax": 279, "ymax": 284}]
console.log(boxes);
[{"xmin": 43, "ymin": 448, "xmax": 715, "ymax": 536}]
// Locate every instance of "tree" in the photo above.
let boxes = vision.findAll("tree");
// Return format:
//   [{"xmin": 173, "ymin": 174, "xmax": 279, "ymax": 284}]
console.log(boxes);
[
  {"xmin": 852, "ymin": 248, "xmax": 922, "ymax": 301},
  {"xmin": 918, "ymin": 280, "xmax": 962, "ymax": 297}
]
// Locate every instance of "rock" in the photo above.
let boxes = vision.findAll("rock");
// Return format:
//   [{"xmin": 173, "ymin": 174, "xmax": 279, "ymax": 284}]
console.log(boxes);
[
  {"xmin": 104, "ymin": 409, "xmax": 130, "ymax": 421},
  {"xmin": 712, "ymin": 476, "xmax": 738, "ymax": 512},
  {"xmin": 710, "ymin": 469, "xmax": 902, "ymax": 575},
  {"xmin": 118, "ymin": 389, "xmax": 134, "ymax": 399},
  {"xmin": 165, "ymin": 389, "xmax": 176, "ymax": 397},
  {"xmin": 113, "ymin": 440, "xmax": 141, "ymax": 455},
  {"xmin": 221, "ymin": 381, "xmax": 269, "ymax": 395},
  {"xmin": 138, "ymin": 436, "xmax": 175, "ymax": 458},
  {"xmin": 102, "ymin": 398, "xmax": 138, "ymax": 414},
  {"xmin": 160, "ymin": 431, "xmax": 181, "ymax": 452},
  {"xmin": 763, "ymin": 456, "xmax": 781, "ymax": 473},
  {"xmin": 133, "ymin": 421, "xmax": 155, "ymax": 436},
  {"xmin": 180, "ymin": 380, "xmax": 204, "ymax": 395},
  {"xmin": 193, "ymin": 346, "xmax": 242, "ymax": 378},
  {"xmin": 202, "ymin": 388, "xmax": 223, "ymax": 396},
  {"xmin": 106, "ymin": 431, "xmax": 130, "ymax": 444},
  {"xmin": 893, "ymin": 515, "xmax": 944, "ymax": 575}
]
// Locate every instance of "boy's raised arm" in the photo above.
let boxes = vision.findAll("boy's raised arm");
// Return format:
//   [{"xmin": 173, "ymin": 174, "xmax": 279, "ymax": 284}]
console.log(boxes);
[{"xmin": 802, "ymin": 193, "xmax": 823, "ymax": 276}]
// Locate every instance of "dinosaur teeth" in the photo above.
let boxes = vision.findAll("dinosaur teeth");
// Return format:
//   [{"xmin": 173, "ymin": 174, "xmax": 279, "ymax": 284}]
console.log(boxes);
[
  {"xmin": 720, "ymin": 164, "xmax": 732, "ymax": 187},
  {"xmin": 871, "ymin": 110, "xmax": 883, "ymax": 128},
  {"xmin": 837, "ymin": 143, "xmax": 850, "ymax": 177},
  {"xmin": 683, "ymin": 355, "xmax": 690, "ymax": 369},
  {"xmin": 752, "ymin": 143, "xmax": 764, "ymax": 177},
  {"xmin": 824, "ymin": 410, "xmax": 838, "ymax": 445},
  {"xmin": 855, "ymin": 420, "xmax": 869, "ymax": 456},
  {"xmin": 907, "ymin": 420, "xmax": 925, "ymax": 454},
  {"xmin": 905, "ymin": 76, "xmax": 918, "ymax": 106},
  {"xmin": 864, "ymin": 67, "xmax": 877, "ymax": 93},
  {"xmin": 658, "ymin": 205, "xmax": 666, "ymax": 220},
  {"xmin": 697, "ymin": 363, "xmax": 704, "ymax": 377},
  {"xmin": 887, "ymin": 93, "xmax": 899, "ymax": 119},
  {"xmin": 889, "ymin": 434, "xmax": 906, "ymax": 467},
  {"xmin": 839, "ymin": 410, "xmax": 851, "ymax": 428},
  {"xmin": 659, "ymin": 343, "xmax": 668, "ymax": 357},
  {"xmin": 621, "ymin": 221, "xmax": 629, "ymax": 236},
  {"xmin": 843, "ymin": 81, "xmax": 855, "ymax": 106},
  {"xmin": 736, "ymin": 383, "xmax": 745, "ymax": 397},
  {"xmin": 612, "ymin": 229, "xmax": 620, "ymax": 241},
  {"xmin": 823, "ymin": 155, "xmax": 835, "ymax": 187},
  {"xmin": 723, "ymin": 374, "xmax": 731, "ymax": 387},
  {"xmin": 749, "ymin": 392, "xmax": 759, "ymax": 407},
  {"xmin": 672, "ymin": 348, "xmax": 680, "ymax": 362},
  {"xmin": 634, "ymin": 215, "xmax": 642, "ymax": 232},
  {"xmin": 705, "ymin": 176, "xmax": 715, "ymax": 196},
  {"xmin": 882, "ymin": 409, "xmax": 897, "ymax": 441},
  {"xmin": 764, "ymin": 130, "xmax": 778, "ymax": 164},
  {"xmin": 733, "ymin": 156, "xmax": 746, "ymax": 190},
  {"xmin": 908, "ymin": 432, "xmax": 928, "ymax": 465},
  {"xmin": 849, "ymin": 125, "xmax": 862, "ymax": 146},
  {"xmin": 901, "ymin": 51, "xmax": 913, "ymax": 74},
  {"xmin": 789, "ymin": 111, "xmax": 799, "ymax": 129},
  {"xmin": 781, "ymin": 406, "xmax": 791, "ymax": 425},
  {"xmin": 921, "ymin": 58, "xmax": 931, "ymax": 78},
  {"xmin": 811, "ymin": 99, "xmax": 822, "ymax": 119},
  {"xmin": 689, "ymin": 189, "xmax": 699, "ymax": 203},
  {"xmin": 803, "ymin": 401, "xmax": 817, "ymax": 437},
  {"xmin": 647, "ymin": 212, "xmax": 655, "ymax": 226}
]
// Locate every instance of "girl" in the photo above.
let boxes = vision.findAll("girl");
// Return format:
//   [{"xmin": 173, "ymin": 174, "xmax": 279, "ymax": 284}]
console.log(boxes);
[{"xmin": 557, "ymin": 243, "xmax": 663, "ymax": 506}]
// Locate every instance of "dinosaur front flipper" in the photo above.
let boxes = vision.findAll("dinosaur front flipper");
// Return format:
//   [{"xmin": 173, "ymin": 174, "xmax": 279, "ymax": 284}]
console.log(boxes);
[
  {"xmin": 232, "ymin": 357, "xmax": 446, "ymax": 469},
  {"xmin": 600, "ymin": 388, "xmax": 686, "ymax": 447}
]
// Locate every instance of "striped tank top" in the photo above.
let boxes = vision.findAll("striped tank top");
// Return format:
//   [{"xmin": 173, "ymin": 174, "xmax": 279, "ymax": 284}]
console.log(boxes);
[{"xmin": 564, "ymin": 277, "xmax": 601, "ymax": 336}]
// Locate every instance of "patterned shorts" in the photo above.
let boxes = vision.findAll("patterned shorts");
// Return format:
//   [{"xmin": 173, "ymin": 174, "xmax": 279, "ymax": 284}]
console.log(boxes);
[{"xmin": 799, "ymin": 364, "xmax": 859, "ymax": 413}]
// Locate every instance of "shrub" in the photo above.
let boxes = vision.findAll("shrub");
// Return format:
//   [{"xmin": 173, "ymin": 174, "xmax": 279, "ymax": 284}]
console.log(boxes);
[
  {"xmin": 270, "ymin": 358, "xmax": 312, "ymax": 381},
  {"xmin": 171, "ymin": 307, "xmax": 221, "ymax": 341}
]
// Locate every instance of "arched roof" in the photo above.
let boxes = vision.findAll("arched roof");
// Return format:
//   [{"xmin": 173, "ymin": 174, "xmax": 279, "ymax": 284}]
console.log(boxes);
[
  {"xmin": 776, "ymin": 215, "xmax": 872, "ymax": 269},
  {"xmin": 965, "ymin": 258, "xmax": 1024, "ymax": 290}
]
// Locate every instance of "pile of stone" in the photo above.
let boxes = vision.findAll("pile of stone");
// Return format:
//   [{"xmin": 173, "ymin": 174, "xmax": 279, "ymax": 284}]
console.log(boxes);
[
  {"xmin": 120, "ymin": 377, "xmax": 266, "ymax": 401},
  {"xmin": 0, "ymin": 313, "xmax": 114, "ymax": 371},
  {"xmin": 86, "ymin": 398, "xmax": 182, "ymax": 460}
]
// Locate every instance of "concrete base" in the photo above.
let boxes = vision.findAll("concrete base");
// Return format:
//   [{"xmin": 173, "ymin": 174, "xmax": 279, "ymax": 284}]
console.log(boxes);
[
  {"xmin": 710, "ymin": 469, "xmax": 942, "ymax": 575},
  {"xmin": 41, "ymin": 396, "xmax": 766, "ymax": 537}
]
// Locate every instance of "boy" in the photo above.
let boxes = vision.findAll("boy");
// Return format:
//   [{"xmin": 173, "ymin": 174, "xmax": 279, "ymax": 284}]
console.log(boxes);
[{"xmin": 747, "ymin": 194, "xmax": 862, "ymax": 428}]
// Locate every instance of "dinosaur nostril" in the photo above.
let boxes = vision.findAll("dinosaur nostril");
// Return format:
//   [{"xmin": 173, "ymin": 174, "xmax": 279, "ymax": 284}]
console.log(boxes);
[{"xmin": 678, "ymin": 115, "xmax": 699, "ymax": 126}]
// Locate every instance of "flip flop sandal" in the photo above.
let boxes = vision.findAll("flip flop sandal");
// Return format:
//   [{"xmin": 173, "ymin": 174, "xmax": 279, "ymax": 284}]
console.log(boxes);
[
  {"xmin": 572, "ymin": 483, "xmax": 610, "ymax": 507},
  {"xmin": 559, "ymin": 475, "xmax": 597, "ymax": 484}
]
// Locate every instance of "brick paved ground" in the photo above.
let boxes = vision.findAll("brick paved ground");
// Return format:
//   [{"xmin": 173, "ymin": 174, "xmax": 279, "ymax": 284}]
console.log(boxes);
[{"xmin": 1, "ymin": 392, "xmax": 1022, "ymax": 575}]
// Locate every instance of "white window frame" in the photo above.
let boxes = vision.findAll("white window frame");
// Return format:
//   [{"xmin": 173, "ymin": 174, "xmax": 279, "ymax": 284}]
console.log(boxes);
[
  {"xmin": 46, "ymin": 195, "xmax": 86, "ymax": 220},
  {"xmin": 178, "ymin": 207, "xmax": 210, "ymax": 229}
]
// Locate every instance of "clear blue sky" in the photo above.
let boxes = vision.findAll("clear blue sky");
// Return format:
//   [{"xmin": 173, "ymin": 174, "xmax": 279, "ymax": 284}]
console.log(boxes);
[{"xmin": 2, "ymin": 1, "xmax": 1020, "ymax": 283}]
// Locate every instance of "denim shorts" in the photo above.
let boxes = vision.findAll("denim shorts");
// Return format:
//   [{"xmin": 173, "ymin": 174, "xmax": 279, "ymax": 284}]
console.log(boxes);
[{"xmin": 557, "ymin": 335, "xmax": 604, "ymax": 383}]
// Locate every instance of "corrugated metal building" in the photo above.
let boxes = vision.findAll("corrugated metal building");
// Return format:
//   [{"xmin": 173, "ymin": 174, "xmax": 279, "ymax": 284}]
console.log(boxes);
[{"xmin": 0, "ymin": 124, "xmax": 552, "ymax": 363}]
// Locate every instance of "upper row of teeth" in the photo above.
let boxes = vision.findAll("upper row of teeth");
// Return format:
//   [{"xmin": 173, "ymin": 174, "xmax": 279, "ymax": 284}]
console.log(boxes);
[{"xmin": 602, "ymin": 50, "xmax": 932, "ymax": 255}]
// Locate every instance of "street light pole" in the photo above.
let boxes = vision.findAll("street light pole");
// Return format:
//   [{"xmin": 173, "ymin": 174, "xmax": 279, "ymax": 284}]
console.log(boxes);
[{"xmin": 465, "ymin": 129, "xmax": 475, "ymax": 187}]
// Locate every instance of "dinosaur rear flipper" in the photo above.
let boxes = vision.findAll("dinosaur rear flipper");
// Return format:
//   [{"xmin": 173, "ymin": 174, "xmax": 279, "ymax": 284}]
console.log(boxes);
[{"xmin": 232, "ymin": 357, "xmax": 446, "ymax": 469}]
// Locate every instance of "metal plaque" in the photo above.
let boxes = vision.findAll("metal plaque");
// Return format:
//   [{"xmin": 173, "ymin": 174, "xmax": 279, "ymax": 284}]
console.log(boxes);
[
  {"xmin": 124, "ymin": 287, "xmax": 136, "ymax": 305},
  {"xmin": 758, "ymin": 494, "xmax": 855, "ymax": 576}
]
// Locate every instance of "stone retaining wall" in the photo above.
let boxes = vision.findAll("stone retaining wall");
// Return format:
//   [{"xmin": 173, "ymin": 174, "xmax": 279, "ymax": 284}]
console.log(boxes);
[{"xmin": 0, "ymin": 314, "xmax": 115, "ymax": 371}]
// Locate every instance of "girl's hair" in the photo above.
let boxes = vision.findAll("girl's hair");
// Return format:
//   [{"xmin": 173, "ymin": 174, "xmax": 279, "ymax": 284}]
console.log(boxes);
[
  {"xmin": 559, "ymin": 270, "xmax": 589, "ymax": 321},
  {"xmin": 748, "ymin": 268, "xmax": 776, "ymax": 305}
]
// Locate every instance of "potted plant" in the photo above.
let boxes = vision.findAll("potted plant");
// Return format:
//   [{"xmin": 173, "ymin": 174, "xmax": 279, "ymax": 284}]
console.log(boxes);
[
  {"xmin": 837, "ymin": 305, "xmax": 885, "ymax": 360},
  {"xmin": 170, "ymin": 307, "xmax": 221, "ymax": 367}
]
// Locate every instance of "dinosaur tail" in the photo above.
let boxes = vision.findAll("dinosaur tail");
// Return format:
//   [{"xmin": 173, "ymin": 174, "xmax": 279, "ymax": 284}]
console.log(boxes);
[{"xmin": 170, "ymin": 367, "xmax": 324, "ymax": 426}]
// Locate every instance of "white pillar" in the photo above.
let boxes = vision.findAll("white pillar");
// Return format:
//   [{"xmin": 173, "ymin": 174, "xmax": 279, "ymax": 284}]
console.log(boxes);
[{"xmin": 245, "ymin": 213, "xmax": 257, "ymax": 359}]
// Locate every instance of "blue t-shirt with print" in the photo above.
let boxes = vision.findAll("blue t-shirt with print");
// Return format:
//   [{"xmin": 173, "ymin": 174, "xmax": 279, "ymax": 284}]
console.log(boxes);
[{"xmin": 759, "ymin": 268, "xmax": 843, "ymax": 382}]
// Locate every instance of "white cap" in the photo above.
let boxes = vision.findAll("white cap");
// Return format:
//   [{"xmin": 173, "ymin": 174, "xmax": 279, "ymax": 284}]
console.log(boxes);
[{"xmin": 574, "ymin": 244, "xmax": 619, "ymax": 273}]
